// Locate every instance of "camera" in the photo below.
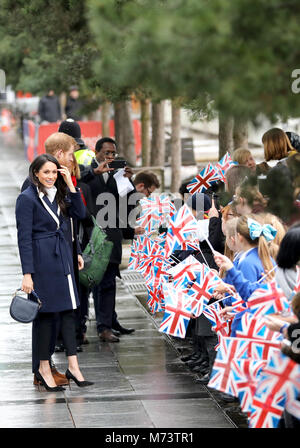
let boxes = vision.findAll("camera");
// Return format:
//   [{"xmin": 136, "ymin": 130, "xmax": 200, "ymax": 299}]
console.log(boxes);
[{"xmin": 108, "ymin": 160, "xmax": 127, "ymax": 170}]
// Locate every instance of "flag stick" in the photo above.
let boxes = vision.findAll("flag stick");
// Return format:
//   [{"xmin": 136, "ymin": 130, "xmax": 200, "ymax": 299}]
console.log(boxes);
[{"xmin": 204, "ymin": 265, "xmax": 278, "ymax": 310}]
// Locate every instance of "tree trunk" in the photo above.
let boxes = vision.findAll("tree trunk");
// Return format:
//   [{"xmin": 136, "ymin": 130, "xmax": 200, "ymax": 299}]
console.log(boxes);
[
  {"xmin": 233, "ymin": 117, "xmax": 248, "ymax": 149},
  {"xmin": 121, "ymin": 100, "xmax": 136, "ymax": 166},
  {"xmin": 114, "ymin": 102, "xmax": 124, "ymax": 156},
  {"xmin": 141, "ymin": 98, "xmax": 151, "ymax": 166},
  {"xmin": 170, "ymin": 101, "xmax": 181, "ymax": 193},
  {"xmin": 151, "ymin": 100, "xmax": 165, "ymax": 166},
  {"xmin": 101, "ymin": 100, "xmax": 111, "ymax": 137},
  {"xmin": 218, "ymin": 112, "xmax": 234, "ymax": 158}
]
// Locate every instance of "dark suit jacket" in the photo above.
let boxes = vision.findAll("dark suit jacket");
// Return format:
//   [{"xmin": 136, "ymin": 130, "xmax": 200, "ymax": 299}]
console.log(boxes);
[{"xmin": 80, "ymin": 160, "xmax": 135, "ymax": 264}]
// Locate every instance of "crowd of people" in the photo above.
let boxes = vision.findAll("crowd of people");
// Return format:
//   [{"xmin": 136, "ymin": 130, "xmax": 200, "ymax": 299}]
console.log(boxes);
[
  {"xmin": 15, "ymin": 119, "xmax": 300, "ymax": 427},
  {"xmin": 164, "ymin": 127, "xmax": 300, "ymax": 428}
]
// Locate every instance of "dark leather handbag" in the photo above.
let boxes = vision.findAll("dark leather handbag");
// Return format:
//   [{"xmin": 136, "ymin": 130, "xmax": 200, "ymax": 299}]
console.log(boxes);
[{"xmin": 9, "ymin": 289, "xmax": 42, "ymax": 323}]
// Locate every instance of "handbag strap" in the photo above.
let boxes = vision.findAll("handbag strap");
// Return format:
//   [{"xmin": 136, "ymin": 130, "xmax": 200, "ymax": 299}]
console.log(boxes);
[{"xmin": 15, "ymin": 288, "xmax": 42, "ymax": 307}]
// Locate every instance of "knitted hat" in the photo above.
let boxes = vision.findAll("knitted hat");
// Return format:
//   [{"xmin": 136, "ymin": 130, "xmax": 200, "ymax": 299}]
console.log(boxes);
[
  {"xmin": 58, "ymin": 119, "xmax": 84, "ymax": 146},
  {"xmin": 186, "ymin": 193, "xmax": 212, "ymax": 212}
]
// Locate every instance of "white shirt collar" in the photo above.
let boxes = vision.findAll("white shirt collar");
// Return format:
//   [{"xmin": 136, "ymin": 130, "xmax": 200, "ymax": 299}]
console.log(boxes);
[{"xmin": 44, "ymin": 186, "xmax": 57, "ymax": 203}]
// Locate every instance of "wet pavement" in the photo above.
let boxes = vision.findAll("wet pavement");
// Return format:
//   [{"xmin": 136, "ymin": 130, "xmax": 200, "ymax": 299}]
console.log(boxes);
[{"xmin": 0, "ymin": 132, "xmax": 246, "ymax": 429}]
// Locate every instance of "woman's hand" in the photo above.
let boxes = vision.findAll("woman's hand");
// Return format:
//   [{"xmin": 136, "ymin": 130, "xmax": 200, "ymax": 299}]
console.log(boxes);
[
  {"xmin": 22, "ymin": 274, "xmax": 34, "ymax": 294},
  {"xmin": 213, "ymin": 282, "xmax": 236, "ymax": 300},
  {"xmin": 78, "ymin": 255, "xmax": 84, "ymax": 271},
  {"xmin": 134, "ymin": 226, "xmax": 145, "ymax": 235},
  {"xmin": 208, "ymin": 198, "xmax": 219, "ymax": 218},
  {"xmin": 213, "ymin": 251, "xmax": 234, "ymax": 272},
  {"xmin": 219, "ymin": 306, "xmax": 234, "ymax": 320},
  {"xmin": 58, "ymin": 165, "xmax": 76, "ymax": 192}
]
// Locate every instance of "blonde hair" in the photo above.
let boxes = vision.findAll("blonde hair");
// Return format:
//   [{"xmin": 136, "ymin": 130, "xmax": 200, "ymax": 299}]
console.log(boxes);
[
  {"xmin": 45, "ymin": 132, "xmax": 76, "ymax": 156},
  {"xmin": 262, "ymin": 128, "xmax": 296, "ymax": 162},
  {"xmin": 236, "ymin": 213, "xmax": 275, "ymax": 277},
  {"xmin": 221, "ymin": 202, "xmax": 240, "ymax": 222},
  {"xmin": 261, "ymin": 213, "xmax": 286, "ymax": 259},
  {"xmin": 70, "ymin": 153, "xmax": 81, "ymax": 179},
  {"xmin": 232, "ymin": 148, "xmax": 252, "ymax": 165},
  {"xmin": 220, "ymin": 217, "xmax": 239, "ymax": 278}
]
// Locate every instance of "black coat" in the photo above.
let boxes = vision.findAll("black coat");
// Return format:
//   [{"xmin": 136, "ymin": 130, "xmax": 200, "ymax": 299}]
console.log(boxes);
[
  {"xmin": 65, "ymin": 97, "xmax": 83, "ymax": 121},
  {"xmin": 81, "ymin": 160, "xmax": 135, "ymax": 265},
  {"xmin": 38, "ymin": 95, "xmax": 61, "ymax": 122}
]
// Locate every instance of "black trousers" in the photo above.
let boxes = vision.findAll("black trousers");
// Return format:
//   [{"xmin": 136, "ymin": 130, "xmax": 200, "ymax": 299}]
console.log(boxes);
[
  {"xmin": 93, "ymin": 262, "xmax": 119, "ymax": 333},
  {"xmin": 35, "ymin": 310, "xmax": 77, "ymax": 363}
]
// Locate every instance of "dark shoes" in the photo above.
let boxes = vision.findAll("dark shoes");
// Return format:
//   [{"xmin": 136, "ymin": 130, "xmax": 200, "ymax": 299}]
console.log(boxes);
[
  {"xmin": 113, "ymin": 325, "xmax": 135, "ymax": 335},
  {"xmin": 35, "ymin": 370, "xmax": 65, "ymax": 392},
  {"xmin": 195, "ymin": 373, "xmax": 210, "ymax": 384},
  {"xmin": 65, "ymin": 369, "xmax": 94, "ymax": 388},
  {"xmin": 180, "ymin": 351, "xmax": 199, "ymax": 362},
  {"xmin": 219, "ymin": 392, "xmax": 239, "ymax": 403},
  {"xmin": 99, "ymin": 329, "xmax": 120, "ymax": 342},
  {"xmin": 34, "ymin": 367, "xmax": 69, "ymax": 387},
  {"xmin": 190, "ymin": 363, "xmax": 209, "ymax": 374},
  {"xmin": 186, "ymin": 357, "xmax": 208, "ymax": 368},
  {"xmin": 111, "ymin": 329, "xmax": 121, "ymax": 337}
]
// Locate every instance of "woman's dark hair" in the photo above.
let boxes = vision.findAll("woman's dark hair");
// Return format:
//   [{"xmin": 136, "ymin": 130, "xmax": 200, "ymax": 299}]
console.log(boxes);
[
  {"xmin": 276, "ymin": 223, "xmax": 300, "ymax": 269},
  {"xmin": 29, "ymin": 154, "xmax": 68, "ymax": 214}
]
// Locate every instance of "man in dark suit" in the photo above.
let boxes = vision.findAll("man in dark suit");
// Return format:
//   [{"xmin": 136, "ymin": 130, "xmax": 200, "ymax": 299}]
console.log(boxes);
[{"xmin": 81, "ymin": 137, "xmax": 145, "ymax": 342}]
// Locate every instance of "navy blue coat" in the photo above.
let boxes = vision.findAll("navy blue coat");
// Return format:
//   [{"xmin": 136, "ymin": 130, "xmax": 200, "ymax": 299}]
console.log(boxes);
[{"xmin": 15, "ymin": 183, "xmax": 86, "ymax": 313}]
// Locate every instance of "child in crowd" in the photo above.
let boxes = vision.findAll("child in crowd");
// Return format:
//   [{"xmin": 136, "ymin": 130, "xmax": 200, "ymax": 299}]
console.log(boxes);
[{"xmin": 213, "ymin": 214, "xmax": 277, "ymax": 336}]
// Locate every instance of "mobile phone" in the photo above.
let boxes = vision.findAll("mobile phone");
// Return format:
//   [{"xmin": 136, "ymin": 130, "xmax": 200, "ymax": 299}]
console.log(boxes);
[{"xmin": 108, "ymin": 160, "xmax": 127, "ymax": 169}]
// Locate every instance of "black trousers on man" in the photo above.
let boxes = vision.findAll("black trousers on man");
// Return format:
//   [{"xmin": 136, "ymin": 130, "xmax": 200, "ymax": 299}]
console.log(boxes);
[{"xmin": 93, "ymin": 262, "xmax": 120, "ymax": 334}]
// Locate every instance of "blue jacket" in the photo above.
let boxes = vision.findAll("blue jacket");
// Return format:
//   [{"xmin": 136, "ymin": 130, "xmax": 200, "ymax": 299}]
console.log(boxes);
[
  {"xmin": 15, "ymin": 183, "xmax": 86, "ymax": 313},
  {"xmin": 222, "ymin": 247, "xmax": 271, "ymax": 336}
]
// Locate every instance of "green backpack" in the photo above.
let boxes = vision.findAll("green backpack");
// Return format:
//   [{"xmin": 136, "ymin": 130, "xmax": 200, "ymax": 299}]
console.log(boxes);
[{"xmin": 79, "ymin": 216, "xmax": 113, "ymax": 288}]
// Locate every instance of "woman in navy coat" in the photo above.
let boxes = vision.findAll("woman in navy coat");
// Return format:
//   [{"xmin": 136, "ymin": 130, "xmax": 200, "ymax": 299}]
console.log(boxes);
[{"xmin": 15, "ymin": 154, "xmax": 93, "ymax": 391}]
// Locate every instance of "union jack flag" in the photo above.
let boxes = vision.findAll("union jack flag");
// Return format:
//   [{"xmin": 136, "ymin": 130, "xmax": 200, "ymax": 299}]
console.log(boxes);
[
  {"xmin": 167, "ymin": 255, "xmax": 203, "ymax": 286},
  {"xmin": 215, "ymin": 152, "xmax": 237, "ymax": 180},
  {"xmin": 186, "ymin": 163, "xmax": 220, "ymax": 194},
  {"xmin": 203, "ymin": 302, "xmax": 231, "ymax": 339},
  {"xmin": 207, "ymin": 336, "xmax": 252, "ymax": 396},
  {"xmin": 249, "ymin": 351, "xmax": 300, "ymax": 428},
  {"xmin": 233, "ymin": 358, "xmax": 267, "ymax": 413},
  {"xmin": 187, "ymin": 267, "xmax": 222, "ymax": 317},
  {"xmin": 247, "ymin": 281, "xmax": 291, "ymax": 318},
  {"xmin": 146, "ymin": 282, "xmax": 166, "ymax": 314},
  {"xmin": 136, "ymin": 194, "xmax": 176, "ymax": 233},
  {"xmin": 236, "ymin": 312, "xmax": 283, "ymax": 343},
  {"xmin": 208, "ymin": 336, "xmax": 280, "ymax": 397},
  {"xmin": 159, "ymin": 283, "xmax": 193, "ymax": 338},
  {"xmin": 128, "ymin": 235, "xmax": 148, "ymax": 271},
  {"xmin": 165, "ymin": 205, "xmax": 198, "ymax": 257}
]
